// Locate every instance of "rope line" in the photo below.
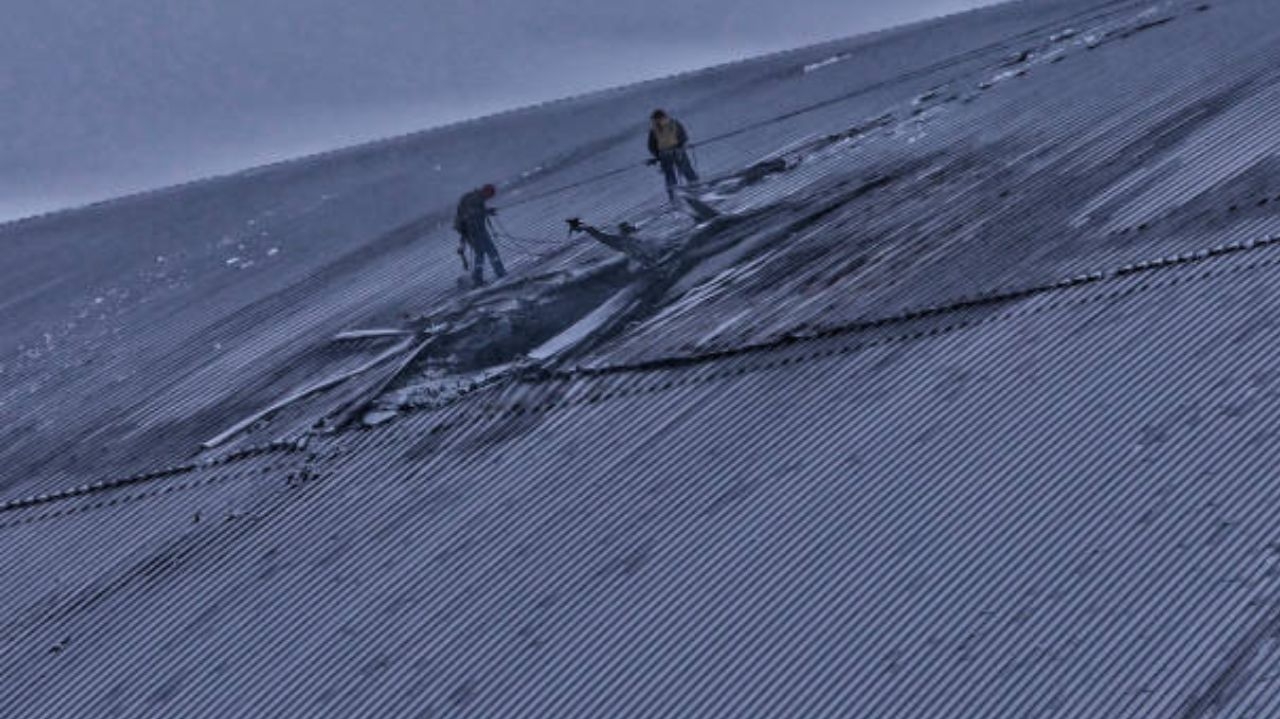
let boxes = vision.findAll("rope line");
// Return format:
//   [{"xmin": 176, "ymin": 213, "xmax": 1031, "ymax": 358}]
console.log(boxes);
[{"xmin": 487, "ymin": 216, "xmax": 571, "ymax": 259}]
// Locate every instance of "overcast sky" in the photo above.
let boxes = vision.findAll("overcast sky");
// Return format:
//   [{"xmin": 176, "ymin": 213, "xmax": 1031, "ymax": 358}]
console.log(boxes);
[{"xmin": 0, "ymin": 0, "xmax": 997, "ymax": 222}]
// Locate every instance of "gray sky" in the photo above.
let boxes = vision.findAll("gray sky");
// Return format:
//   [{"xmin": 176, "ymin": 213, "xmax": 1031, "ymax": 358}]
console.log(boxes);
[{"xmin": 0, "ymin": 0, "xmax": 997, "ymax": 222}]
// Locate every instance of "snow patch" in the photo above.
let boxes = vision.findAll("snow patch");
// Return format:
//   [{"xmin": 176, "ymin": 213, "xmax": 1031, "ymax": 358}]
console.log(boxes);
[
  {"xmin": 803, "ymin": 54, "xmax": 851, "ymax": 74},
  {"xmin": 695, "ymin": 309, "xmax": 755, "ymax": 348},
  {"xmin": 528, "ymin": 284, "xmax": 643, "ymax": 362},
  {"xmin": 912, "ymin": 87, "xmax": 946, "ymax": 106},
  {"xmin": 362, "ymin": 410, "xmax": 399, "ymax": 426}
]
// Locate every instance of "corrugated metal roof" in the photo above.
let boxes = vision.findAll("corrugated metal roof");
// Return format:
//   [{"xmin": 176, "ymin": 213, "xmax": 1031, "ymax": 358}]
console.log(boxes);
[
  {"xmin": 8, "ymin": 0, "xmax": 1280, "ymax": 715},
  {"xmin": 8, "ymin": 237, "xmax": 1280, "ymax": 715},
  {"xmin": 0, "ymin": 0, "xmax": 1157, "ymax": 501}
]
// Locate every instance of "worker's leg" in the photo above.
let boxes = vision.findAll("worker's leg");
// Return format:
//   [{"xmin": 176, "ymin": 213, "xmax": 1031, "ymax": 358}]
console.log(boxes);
[
  {"xmin": 476, "ymin": 236, "xmax": 505, "ymax": 280},
  {"xmin": 659, "ymin": 152, "xmax": 678, "ymax": 197},
  {"xmin": 489, "ymin": 247, "xmax": 507, "ymax": 279},
  {"xmin": 677, "ymin": 150, "xmax": 699, "ymax": 183},
  {"xmin": 471, "ymin": 243, "xmax": 485, "ymax": 285}
]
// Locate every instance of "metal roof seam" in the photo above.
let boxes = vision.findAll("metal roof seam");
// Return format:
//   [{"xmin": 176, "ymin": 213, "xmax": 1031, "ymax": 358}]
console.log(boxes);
[
  {"xmin": 0, "ymin": 465, "xmax": 201, "ymax": 514},
  {"xmin": 0, "ymin": 457, "xmax": 303, "ymax": 532},
  {"xmin": 0, "ymin": 447, "xmax": 304, "ymax": 519}
]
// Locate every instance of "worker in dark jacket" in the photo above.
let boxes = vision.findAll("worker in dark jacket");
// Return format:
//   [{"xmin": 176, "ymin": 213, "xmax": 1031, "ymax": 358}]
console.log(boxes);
[
  {"xmin": 453, "ymin": 184, "xmax": 506, "ymax": 286},
  {"xmin": 647, "ymin": 109, "xmax": 699, "ymax": 199}
]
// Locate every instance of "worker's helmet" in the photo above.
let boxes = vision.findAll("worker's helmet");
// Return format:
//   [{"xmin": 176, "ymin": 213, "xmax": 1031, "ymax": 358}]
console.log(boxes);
[{"xmin": 481, "ymin": 184, "xmax": 496, "ymax": 198}]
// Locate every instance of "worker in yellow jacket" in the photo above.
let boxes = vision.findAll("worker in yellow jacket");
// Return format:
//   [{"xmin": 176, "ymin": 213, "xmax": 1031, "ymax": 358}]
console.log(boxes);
[{"xmin": 647, "ymin": 109, "xmax": 699, "ymax": 199}]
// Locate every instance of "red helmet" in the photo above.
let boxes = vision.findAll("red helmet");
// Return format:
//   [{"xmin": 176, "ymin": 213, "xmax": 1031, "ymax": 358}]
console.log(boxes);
[{"xmin": 481, "ymin": 184, "xmax": 497, "ymax": 198}]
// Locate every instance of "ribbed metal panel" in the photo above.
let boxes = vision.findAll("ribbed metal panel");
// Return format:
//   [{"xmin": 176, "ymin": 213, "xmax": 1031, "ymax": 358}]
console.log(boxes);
[
  {"xmin": 8, "ymin": 0, "xmax": 1280, "ymax": 716},
  {"xmin": 7, "ymin": 236, "xmax": 1280, "ymax": 715}
]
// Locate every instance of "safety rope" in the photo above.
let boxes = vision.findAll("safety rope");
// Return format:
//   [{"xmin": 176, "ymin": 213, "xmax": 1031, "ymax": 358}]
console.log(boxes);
[
  {"xmin": 486, "ymin": 215, "xmax": 572, "ymax": 259},
  {"xmin": 490, "ymin": 215, "xmax": 561, "ymax": 246}
]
